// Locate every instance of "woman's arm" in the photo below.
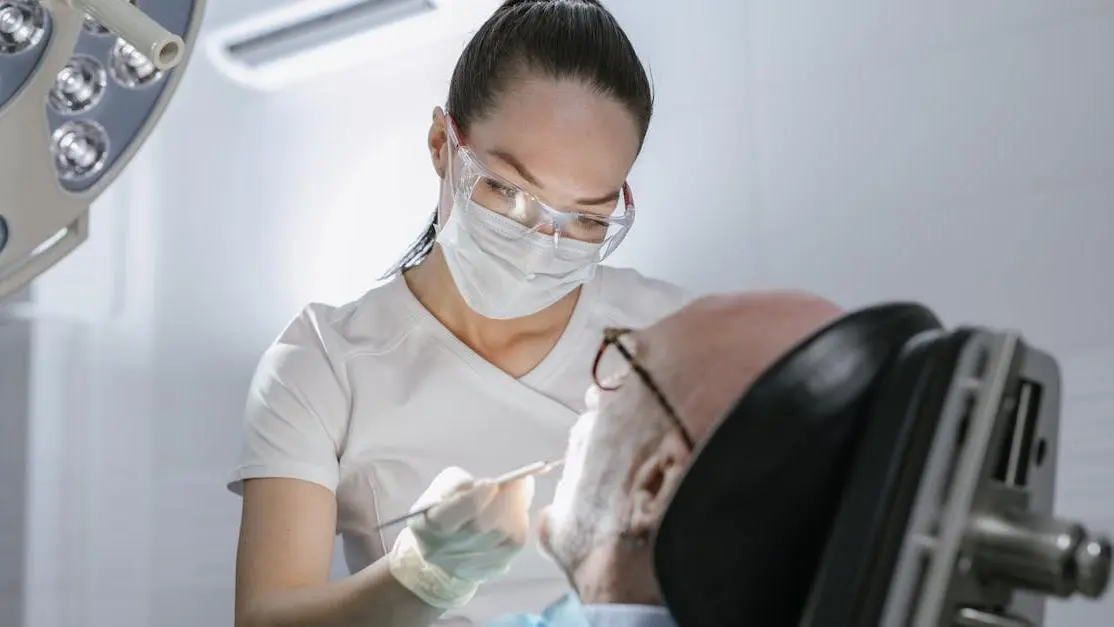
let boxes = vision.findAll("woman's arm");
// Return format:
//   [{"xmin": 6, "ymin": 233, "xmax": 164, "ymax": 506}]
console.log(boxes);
[{"xmin": 235, "ymin": 477, "xmax": 445, "ymax": 627}]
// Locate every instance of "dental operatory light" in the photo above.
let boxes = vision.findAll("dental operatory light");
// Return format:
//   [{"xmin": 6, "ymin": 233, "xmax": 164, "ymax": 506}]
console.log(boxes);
[
  {"xmin": 0, "ymin": 0, "xmax": 206, "ymax": 301},
  {"xmin": 51, "ymin": 119, "xmax": 109, "ymax": 179},
  {"xmin": 47, "ymin": 54, "xmax": 107, "ymax": 112},
  {"xmin": 109, "ymin": 38, "xmax": 161, "ymax": 87},
  {"xmin": 0, "ymin": 0, "xmax": 47, "ymax": 54}
]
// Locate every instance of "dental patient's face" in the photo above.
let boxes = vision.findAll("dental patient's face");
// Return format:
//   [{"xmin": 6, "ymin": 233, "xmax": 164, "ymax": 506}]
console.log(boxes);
[{"xmin": 538, "ymin": 385, "xmax": 612, "ymax": 577}]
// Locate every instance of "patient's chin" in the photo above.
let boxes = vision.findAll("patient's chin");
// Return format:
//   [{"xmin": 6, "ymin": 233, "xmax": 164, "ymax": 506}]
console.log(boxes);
[
  {"xmin": 536, "ymin": 508, "xmax": 564, "ymax": 565},
  {"xmin": 537, "ymin": 532, "xmax": 560, "ymax": 566},
  {"xmin": 535, "ymin": 508, "xmax": 553, "ymax": 556},
  {"xmin": 539, "ymin": 506, "xmax": 591, "ymax": 577}
]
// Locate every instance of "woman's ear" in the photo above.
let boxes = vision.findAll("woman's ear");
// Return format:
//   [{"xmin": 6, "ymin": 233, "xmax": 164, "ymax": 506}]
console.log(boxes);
[
  {"xmin": 626, "ymin": 432, "xmax": 690, "ymax": 538},
  {"xmin": 429, "ymin": 107, "xmax": 449, "ymax": 178}
]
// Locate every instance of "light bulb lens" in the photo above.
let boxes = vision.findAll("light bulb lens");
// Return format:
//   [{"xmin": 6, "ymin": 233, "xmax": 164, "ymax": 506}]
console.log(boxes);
[
  {"xmin": 109, "ymin": 37, "xmax": 162, "ymax": 88},
  {"xmin": 50, "ymin": 120, "xmax": 110, "ymax": 181},
  {"xmin": 48, "ymin": 55, "xmax": 107, "ymax": 114},
  {"xmin": 0, "ymin": 0, "xmax": 45, "ymax": 55},
  {"xmin": 82, "ymin": 15, "xmax": 109, "ymax": 36}
]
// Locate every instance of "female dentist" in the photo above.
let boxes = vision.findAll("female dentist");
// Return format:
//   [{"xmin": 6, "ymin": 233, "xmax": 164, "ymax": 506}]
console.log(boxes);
[{"xmin": 230, "ymin": 1, "xmax": 691, "ymax": 626}]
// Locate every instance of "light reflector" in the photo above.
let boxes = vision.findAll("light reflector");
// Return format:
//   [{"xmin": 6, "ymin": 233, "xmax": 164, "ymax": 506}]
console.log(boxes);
[
  {"xmin": 47, "ymin": 55, "xmax": 108, "ymax": 113},
  {"xmin": 109, "ymin": 38, "xmax": 161, "ymax": 88},
  {"xmin": 50, "ymin": 120, "xmax": 110, "ymax": 181},
  {"xmin": 0, "ymin": 0, "xmax": 46, "ymax": 55}
]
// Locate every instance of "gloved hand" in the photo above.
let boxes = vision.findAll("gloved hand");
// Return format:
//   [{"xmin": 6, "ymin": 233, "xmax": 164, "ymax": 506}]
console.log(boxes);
[{"xmin": 388, "ymin": 466, "xmax": 535, "ymax": 609}]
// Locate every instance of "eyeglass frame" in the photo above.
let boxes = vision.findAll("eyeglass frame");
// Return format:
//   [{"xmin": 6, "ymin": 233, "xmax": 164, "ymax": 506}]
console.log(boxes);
[
  {"xmin": 591, "ymin": 327, "xmax": 696, "ymax": 449},
  {"xmin": 443, "ymin": 113, "xmax": 637, "ymax": 257}
]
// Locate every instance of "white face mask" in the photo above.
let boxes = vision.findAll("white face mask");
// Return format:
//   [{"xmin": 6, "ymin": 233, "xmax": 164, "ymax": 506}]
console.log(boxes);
[{"xmin": 436, "ymin": 199, "xmax": 602, "ymax": 320}]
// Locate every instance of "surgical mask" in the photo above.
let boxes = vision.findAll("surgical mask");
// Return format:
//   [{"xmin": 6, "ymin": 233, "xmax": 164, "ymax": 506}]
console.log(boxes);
[{"xmin": 437, "ymin": 199, "xmax": 602, "ymax": 320}]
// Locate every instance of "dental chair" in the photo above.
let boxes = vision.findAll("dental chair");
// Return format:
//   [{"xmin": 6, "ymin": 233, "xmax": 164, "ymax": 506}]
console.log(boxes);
[{"xmin": 653, "ymin": 303, "xmax": 1112, "ymax": 627}]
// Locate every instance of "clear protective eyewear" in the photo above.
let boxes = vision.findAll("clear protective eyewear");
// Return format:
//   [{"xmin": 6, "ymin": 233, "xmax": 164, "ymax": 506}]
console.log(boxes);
[{"xmin": 444, "ymin": 114, "xmax": 636, "ymax": 261}]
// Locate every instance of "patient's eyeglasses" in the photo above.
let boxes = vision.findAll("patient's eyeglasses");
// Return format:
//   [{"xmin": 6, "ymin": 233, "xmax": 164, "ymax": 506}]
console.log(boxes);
[{"xmin": 592, "ymin": 327, "xmax": 696, "ymax": 449}]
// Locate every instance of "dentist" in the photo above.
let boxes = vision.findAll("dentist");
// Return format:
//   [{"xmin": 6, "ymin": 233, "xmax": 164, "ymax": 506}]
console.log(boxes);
[{"xmin": 230, "ymin": 1, "xmax": 691, "ymax": 626}]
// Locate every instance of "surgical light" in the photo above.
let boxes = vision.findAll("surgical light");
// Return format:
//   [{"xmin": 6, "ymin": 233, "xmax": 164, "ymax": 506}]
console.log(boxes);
[
  {"xmin": 47, "ymin": 54, "xmax": 106, "ymax": 112},
  {"xmin": 50, "ymin": 120, "xmax": 108, "ymax": 180},
  {"xmin": 0, "ymin": 0, "xmax": 206, "ymax": 301},
  {"xmin": 109, "ymin": 37, "xmax": 160, "ymax": 87},
  {"xmin": 0, "ymin": 0, "xmax": 46, "ymax": 54}
]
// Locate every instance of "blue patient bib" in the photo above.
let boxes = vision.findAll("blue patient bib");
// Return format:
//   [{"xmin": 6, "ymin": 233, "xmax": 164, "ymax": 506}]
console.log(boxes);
[{"xmin": 487, "ymin": 594, "xmax": 590, "ymax": 627}]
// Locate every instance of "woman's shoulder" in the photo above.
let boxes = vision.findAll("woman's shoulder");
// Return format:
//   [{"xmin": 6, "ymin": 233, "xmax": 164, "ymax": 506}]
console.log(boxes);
[
  {"xmin": 260, "ymin": 279, "xmax": 424, "ymax": 379},
  {"xmin": 590, "ymin": 265, "xmax": 696, "ymax": 328}
]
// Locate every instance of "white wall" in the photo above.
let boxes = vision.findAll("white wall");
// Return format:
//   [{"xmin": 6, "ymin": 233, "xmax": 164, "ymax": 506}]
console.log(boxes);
[
  {"xmin": 0, "ymin": 312, "xmax": 30, "ymax": 627},
  {"xmin": 1055, "ymin": 347, "xmax": 1114, "ymax": 624},
  {"xmin": 18, "ymin": 0, "xmax": 1114, "ymax": 625}
]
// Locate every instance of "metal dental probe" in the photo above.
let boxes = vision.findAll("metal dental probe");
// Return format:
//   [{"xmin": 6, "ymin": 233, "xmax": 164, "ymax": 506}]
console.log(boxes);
[{"xmin": 374, "ymin": 459, "xmax": 565, "ymax": 531}]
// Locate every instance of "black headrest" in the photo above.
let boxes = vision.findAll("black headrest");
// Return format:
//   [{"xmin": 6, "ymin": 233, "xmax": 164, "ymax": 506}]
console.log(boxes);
[
  {"xmin": 653, "ymin": 303, "xmax": 943, "ymax": 627},
  {"xmin": 799, "ymin": 324, "xmax": 975, "ymax": 627}
]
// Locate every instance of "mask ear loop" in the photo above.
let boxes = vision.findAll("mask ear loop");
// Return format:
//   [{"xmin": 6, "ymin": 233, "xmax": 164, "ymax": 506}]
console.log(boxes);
[
  {"xmin": 376, "ymin": 113, "xmax": 469, "ymax": 279},
  {"xmin": 437, "ymin": 114, "xmax": 467, "ymax": 232}
]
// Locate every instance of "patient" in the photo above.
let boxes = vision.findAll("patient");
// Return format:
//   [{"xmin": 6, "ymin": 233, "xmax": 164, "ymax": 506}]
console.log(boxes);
[{"xmin": 494, "ymin": 291, "xmax": 844, "ymax": 626}]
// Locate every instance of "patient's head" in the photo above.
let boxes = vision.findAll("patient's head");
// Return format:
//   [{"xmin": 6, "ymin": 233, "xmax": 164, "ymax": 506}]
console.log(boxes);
[{"xmin": 538, "ymin": 291, "xmax": 844, "ymax": 605}]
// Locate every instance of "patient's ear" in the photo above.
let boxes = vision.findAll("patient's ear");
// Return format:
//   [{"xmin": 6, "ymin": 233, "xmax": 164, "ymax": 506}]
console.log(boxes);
[{"xmin": 627, "ymin": 431, "xmax": 690, "ymax": 537}]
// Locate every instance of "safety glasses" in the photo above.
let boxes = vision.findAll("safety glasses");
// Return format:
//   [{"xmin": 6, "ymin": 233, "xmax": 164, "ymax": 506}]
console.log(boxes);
[{"xmin": 444, "ymin": 114, "xmax": 636, "ymax": 261}]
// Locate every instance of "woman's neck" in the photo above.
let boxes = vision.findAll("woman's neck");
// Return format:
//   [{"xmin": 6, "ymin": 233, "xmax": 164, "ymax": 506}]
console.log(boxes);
[{"xmin": 403, "ymin": 246, "xmax": 580, "ymax": 376}]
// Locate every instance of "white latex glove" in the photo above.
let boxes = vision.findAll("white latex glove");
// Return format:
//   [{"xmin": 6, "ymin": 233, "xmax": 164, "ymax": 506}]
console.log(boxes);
[{"xmin": 388, "ymin": 466, "xmax": 535, "ymax": 609}]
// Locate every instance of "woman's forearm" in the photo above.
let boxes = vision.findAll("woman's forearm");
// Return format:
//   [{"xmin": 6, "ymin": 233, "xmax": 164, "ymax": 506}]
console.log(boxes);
[{"xmin": 237, "ymin": 558, "xmax": 445, "ymax": 627}]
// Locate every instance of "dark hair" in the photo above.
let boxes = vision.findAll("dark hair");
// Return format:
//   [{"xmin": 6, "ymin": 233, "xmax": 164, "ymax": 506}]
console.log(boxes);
[{"xmin": 381, "ymin": 0, "xmax": 654, "ymax": 278}]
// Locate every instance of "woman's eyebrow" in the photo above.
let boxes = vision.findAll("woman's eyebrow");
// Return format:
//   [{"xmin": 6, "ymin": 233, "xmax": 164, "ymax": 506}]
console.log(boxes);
[
  {"xmin": 486, "ymin": 148, "xmax": 621, "ymax": 206},
  {"xmin": 577, "ymin": 190, "xmax": 621, "ymax": 207},
  {"xmin": 487, "ymin": 149, "xmax": 540, "ymax": 187}
]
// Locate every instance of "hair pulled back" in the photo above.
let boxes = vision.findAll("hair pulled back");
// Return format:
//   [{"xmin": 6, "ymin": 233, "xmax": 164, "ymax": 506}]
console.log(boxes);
[{"xmin": 383, "ymin": 0, "xmax": 654, "ymax": 278}]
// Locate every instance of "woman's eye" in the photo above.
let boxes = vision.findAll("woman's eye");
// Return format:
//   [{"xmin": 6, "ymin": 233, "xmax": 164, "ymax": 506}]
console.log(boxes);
[
  {"xmin": 575, "ymin": 216, "xmax": 608, "ymax": 231},
  {"xmin": 485, "ymin": 180, "xmax": 518, "ymax": 198}
]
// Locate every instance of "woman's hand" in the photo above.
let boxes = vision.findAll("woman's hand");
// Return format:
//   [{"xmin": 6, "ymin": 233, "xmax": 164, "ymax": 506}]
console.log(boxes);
[{"xmin": 389, "ymin": 466, "xmax": 535, "ymax": 608}]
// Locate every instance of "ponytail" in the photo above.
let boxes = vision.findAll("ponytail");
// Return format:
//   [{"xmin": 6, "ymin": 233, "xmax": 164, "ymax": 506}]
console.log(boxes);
[{"xmin": 378, "ymin": 211, "xmax": 437, "ymax": 280}]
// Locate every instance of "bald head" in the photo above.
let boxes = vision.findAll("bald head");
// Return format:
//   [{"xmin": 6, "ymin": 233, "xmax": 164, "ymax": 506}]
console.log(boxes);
[
  {"xmin": 635, "ymin": 290, "xmax": 845, "ymax": 439},
  {"xmin": 539, "ymin": 290, "xmax": 844, "ymax": 602}
]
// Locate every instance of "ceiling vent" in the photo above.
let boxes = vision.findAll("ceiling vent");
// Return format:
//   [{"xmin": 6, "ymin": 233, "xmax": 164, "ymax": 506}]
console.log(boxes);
[{"xmin": 206, "ymin": 0, "xmax": 500, "ymax": 90}]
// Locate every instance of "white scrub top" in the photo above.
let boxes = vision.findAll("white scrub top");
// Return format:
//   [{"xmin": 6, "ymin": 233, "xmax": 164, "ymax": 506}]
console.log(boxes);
[{"xmin": 228, "ymin": 265, "xmax": 691, "ymax": 625}]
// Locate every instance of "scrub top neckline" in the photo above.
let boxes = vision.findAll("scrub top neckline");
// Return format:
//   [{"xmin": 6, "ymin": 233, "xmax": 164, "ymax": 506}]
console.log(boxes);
[{"xmin": 390, "ymin": 271, "xmax": 601, "ymax": 390}]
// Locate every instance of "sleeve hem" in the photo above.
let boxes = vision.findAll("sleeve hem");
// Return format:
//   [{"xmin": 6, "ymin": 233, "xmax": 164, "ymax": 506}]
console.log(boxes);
[{"xmin": 227, "ymin": 462, "xmax": 339, "ymax": 496}]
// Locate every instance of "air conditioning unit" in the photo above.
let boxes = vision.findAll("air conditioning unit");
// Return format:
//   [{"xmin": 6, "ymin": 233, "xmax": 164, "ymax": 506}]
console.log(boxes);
[{"xmin": 205, "ymin": 0, "xmax": 501, "ymax": 91}]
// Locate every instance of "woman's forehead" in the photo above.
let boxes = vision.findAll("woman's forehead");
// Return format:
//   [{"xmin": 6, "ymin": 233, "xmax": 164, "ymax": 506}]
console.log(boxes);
[
  {"xmin": 463, "ymin": 78, "xmax": 641, "ymax": 196},
  {"xmin": 469, "ymin": 80, "xmax": 639, "ymax": 153}
]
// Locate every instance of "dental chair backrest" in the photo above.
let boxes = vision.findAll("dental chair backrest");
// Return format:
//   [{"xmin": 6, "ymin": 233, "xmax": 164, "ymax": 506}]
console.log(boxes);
[{"xmin": 652, "ymin": 302, "xmax": 945, "ymax": 627}]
